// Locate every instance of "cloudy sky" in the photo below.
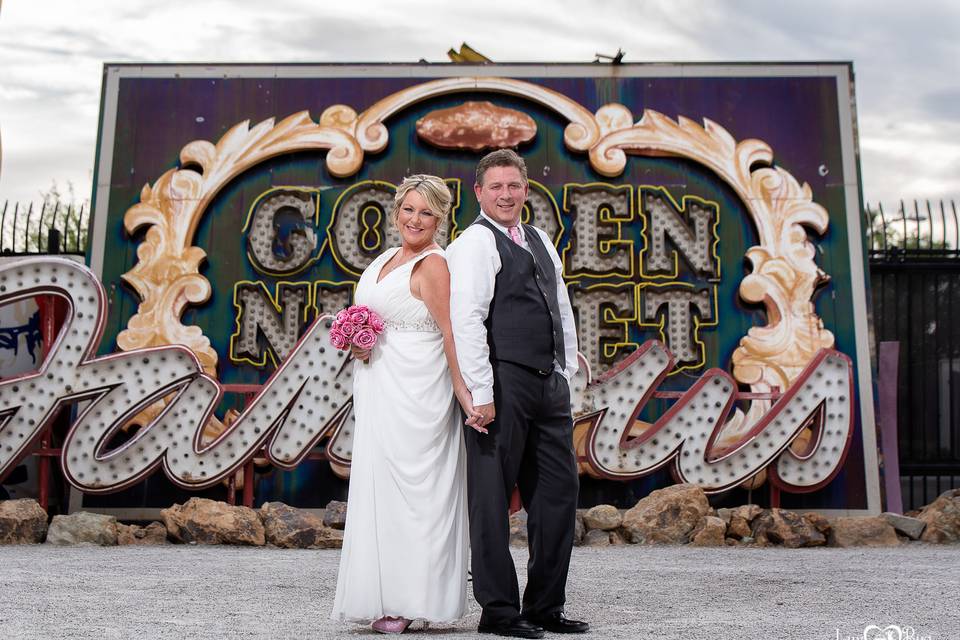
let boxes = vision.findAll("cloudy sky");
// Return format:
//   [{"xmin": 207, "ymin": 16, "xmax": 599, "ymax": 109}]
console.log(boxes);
[{"xmin": 0, "ymin": 0, "xmax": 958, "ymax": 211}]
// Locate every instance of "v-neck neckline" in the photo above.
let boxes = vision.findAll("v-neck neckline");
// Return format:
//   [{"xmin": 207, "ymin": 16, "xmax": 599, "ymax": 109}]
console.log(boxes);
[{"xmin": 375, "ymin": 247, "xmax": 436, "ymax": 285}]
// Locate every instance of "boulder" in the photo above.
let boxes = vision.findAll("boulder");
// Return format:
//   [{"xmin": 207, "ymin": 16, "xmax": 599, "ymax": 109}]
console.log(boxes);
[
  {"xmin": 828, "ymin": 516, "xmax": 900, "ymax": 547},
  {"xmin": 509, "ymin": 509, "xmax": 528, "ymax": 547},
  {"xmin": 582, "ymin": 529, "xmax": 611, "ymax": 547},
  {"xmin": 731, "ymin": 504, "xmax": 764, "ymax": 522},
  {"xmin": 117, "ymin": 522, "xmax": 169, "ymax": 545},
  {"xmin": 161, "ymin": 498, "xmax": 264, "ymax": 546},
  {"xmin": 690, "ymin": 516, "xmax": 726, "ymax": 547},
  {"xmin": 583, "ymin": 504, "xmax": 622, "ymax": 531},
  {"xmin": 621, "ymin": 484, "xmax": 711, "ymax": 544},
  {"xmin": 724, "ymin": 504, "xmax": 765, "ymax": 540},
  {"xmin": 881, "ymin": 512, "xmax": 926, "ymax": 541},
  {"xmin": 46, "ymin": 512, "xmax": 117, "ymax": 545},
  {"xmin": 0, "ymin": 499, "xmax": 48, "ymax": 544},
  {"xmin": 752, "ymin": 509, "xmax": 826, "ymax": 548},
  {"xmin": 259, "ymin": 502, "xmax": 342, "ymax": 549},
  {"xmin": 727, "ymin": 515, "xmax": 752, "ymax": 539},
  {"xmin": 917, "ymin": 489, "xmax": 960, "ymax": 544},
  {"xmin": 801, "ymin": 512, "xmax": 832, "ymax": 537},
  {"xmin": 609, "ymin": 529, "xmax": 629, "ymax": 545},
  {"xmin": 323, "ymin": 500, "xmax": 348, "ymax": 530}
]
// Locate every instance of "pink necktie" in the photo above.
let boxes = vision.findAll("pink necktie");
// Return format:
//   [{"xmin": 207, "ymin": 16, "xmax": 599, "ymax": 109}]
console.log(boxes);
[{"xmin": 508, "ymin": 225, "xmax": 523, "ymax": 246}]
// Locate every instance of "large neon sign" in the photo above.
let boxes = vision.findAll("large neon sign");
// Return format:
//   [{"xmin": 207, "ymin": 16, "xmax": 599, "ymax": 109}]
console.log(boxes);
[
  {"xmin": 58, "ymin": 65, "xmax": 878, "ymax": 509},
  {"xmin": 0, "ymin": 257, "xmax": 852, "ymax": 495}
]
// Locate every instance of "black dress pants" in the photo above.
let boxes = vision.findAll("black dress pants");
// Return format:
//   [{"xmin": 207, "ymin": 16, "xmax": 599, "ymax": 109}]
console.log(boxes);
[{"xmin": 464, "ymin": 360, "xmax": 579, "ymax": 624}]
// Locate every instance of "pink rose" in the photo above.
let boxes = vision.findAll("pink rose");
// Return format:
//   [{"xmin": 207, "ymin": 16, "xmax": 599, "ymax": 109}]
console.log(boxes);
[
  {"xmin": 335, "ymin": 309, "xmax": 350, "ymax": 323},
  {"xmin": 352, "ymin": 327, "xmax": 378, "ymax": 350},
  {"xmin": 329, "ymin": 328, "xmax": 349, "ymax": 350},
  {"xmin": 338, "ymin": 320, "xmax": 357, "ymax": 337},
  {"xmin": 369, "ymin": 312, "xmax": 385, "ymax": 333},
  {"xmin": 349, "ymin": 306, "xmax": 370, "ymax": 325}
]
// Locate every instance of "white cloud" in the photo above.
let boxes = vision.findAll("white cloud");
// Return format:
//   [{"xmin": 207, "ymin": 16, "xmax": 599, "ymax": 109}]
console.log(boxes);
[{"xmin": 0, "ymin": 0, "xmax": 958, "ymax": 210}]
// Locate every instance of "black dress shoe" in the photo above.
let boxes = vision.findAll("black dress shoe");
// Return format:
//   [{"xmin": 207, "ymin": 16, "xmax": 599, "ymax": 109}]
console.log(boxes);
[
  {"xmin": 524, "ymin": 611, "xmax": 590, "ymax": 634},
  {"xmin": 478, "ymin": 617, "xmax": 545, "ymax": 638}
]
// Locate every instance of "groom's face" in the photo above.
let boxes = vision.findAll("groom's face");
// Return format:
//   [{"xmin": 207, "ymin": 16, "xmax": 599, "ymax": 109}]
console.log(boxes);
[{"xmin": 475, "ymin": 165, "xmax": 528, "ymax": 227}]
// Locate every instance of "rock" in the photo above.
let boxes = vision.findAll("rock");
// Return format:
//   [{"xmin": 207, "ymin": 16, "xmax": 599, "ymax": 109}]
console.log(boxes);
[
  {"xmin": 690, "ymin": 516, "xmax": 726, "ymax": 547},
  {"xmin": 752, "ymin": 509, "xmax": 826, "ymax": 548},
  {"xmin": 731, "ymin": 504, "xmax": 764, "ymax": 523},
  {"xmin": 582, "ymin": 529, "xmax": 611, "ymax": 547},
  {"xmin": 583, "ymin": 504, "xmax": 622, "ymax": 531},
  {"xmin": 828, "ymin": 516, "xmax": 900, "ymax": 547},
  {"xmin": 622, "ymin": 484, "xmax": 711, "ymax": 544},
  {"xmin": 727, "ymin": 515, "xmax": 752, "ymax": 539},
  {"xmin": 46, "ymin": 512, "xmax": 117, "ymax": 545},
  {"xmin": 609, "ymin": 529, "xmax": 628, "ymax": 545},
  {"xmin": 881, "ymin": 512, "xmax": 926, "ymax": 540},
  {"xmin": 725, "ymin": 504, "xmax": 766, "ymax": 540},
  {"xmin": 161, "ymin": 498, "xmax": 264, "ymax": 546},
  {"xmin": 801, "ymin": 512, "xmax": 832, "ymax": 536},
  {"xmin": 509, "ymin": 509, "xmax": 528, "ymax": 547},
  {"xmin": 573, "ymin": 513, "xmax": 585, "ymax": 546},
  {"xmin": 259, "ymin": 502, "xmax": 342, "ymax": 549},
  {"xmin": 117, "ymin": 522, "xmax": 168, "ymax": 545},
  {"xmin": 716, "ymin": 508, "xmax": 732, "ymax": 524},
  {"xmin": 917, "ymin": 489, "xmax": 960, "ymax": 544},
  {"xmin": 323, "ymin": 500, "xmax": 348, "ymax": 530},
  {"xmin": 0, "ymin": 499, "xmax": 48, "ymax": 544}
]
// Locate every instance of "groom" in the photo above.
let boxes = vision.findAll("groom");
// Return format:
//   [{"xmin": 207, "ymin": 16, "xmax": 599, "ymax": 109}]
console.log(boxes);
[{"xmin": 447, "ymin": 149, "xmax": 588, "ymax": 638}]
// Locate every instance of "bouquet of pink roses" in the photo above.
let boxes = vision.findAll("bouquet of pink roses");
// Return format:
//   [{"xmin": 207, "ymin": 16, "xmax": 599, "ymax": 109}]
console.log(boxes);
[{"xmin": 329, "ymin": 304, "xmax": 385, "ymax": 353}]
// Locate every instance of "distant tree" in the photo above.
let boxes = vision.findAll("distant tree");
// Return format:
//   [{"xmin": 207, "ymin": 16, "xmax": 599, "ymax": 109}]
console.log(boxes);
[
  {"xmin": 865, "ymin": 201, "xmax": 949, "ymax": 252},
  {"xmin": 6, "ymin": 180, "xmax": 91, "ymax": 253}
]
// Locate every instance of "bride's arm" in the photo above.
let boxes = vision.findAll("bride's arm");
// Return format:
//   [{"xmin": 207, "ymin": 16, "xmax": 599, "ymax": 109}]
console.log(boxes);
[{"xmin": 413, "ymin": 254, "xmax": 486, "ymax": 433}]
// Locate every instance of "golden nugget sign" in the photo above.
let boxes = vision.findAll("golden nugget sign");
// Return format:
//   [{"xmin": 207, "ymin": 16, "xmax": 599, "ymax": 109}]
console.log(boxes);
[
  {"xmin": 4, "ymin": 64, "xmax": 878, "ymax": 511},
  {"xmin": 229, "ymin": 181, "xmax": 720, "ymax": 373}
]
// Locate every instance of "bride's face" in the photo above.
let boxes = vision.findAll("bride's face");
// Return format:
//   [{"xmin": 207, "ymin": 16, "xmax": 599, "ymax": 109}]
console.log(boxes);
[{"xmin": 395, "ymin": 189, "xmax": 439, "ymax": 250}]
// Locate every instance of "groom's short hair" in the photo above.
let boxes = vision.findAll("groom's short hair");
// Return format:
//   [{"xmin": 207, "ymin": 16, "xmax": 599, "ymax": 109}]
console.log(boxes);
[{"xmin": 475, "ymin": 149, "xmax": 528, "ymax": 186}]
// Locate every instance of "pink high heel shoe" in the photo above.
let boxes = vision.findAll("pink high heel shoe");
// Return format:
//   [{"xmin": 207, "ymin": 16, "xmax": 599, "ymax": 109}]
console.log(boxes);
[{"xmin": 371, "ymin": 616, "xmax": 412, "ymax": 634}]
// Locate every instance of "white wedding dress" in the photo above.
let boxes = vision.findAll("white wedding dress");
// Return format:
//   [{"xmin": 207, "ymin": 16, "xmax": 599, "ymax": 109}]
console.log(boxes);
[{"xmin": 331, "ymin": 247, "xmax": 469, "ymax": 625}]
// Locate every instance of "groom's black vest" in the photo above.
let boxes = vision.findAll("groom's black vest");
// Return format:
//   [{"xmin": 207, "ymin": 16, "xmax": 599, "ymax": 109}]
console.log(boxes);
[{"xmin": 475, "ymin": 217, "xmax": 565, "ymax": 373}]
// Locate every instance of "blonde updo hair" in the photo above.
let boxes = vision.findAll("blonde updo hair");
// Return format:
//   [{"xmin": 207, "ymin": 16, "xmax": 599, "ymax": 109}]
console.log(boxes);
[{"xmin": 391, "ymin": 174, "xmax": 453, "ymax": 240}]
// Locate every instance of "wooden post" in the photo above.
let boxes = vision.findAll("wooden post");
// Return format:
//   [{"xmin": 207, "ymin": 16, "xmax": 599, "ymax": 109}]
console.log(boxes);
[{"xmin": 878, "ymin": 341, "xmax": 903, "ymax": 514}]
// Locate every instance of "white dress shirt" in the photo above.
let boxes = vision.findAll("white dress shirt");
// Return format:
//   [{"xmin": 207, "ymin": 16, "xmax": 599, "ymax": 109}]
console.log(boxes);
[{"xmin": 446, "ymin": 210, "xmax": 579, "ymax": 406}]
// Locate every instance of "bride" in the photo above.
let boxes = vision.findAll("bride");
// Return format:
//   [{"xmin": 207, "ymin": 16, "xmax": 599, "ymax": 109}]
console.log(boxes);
[{"xmin": 330, "ymin": 175, "xmax": 483, "ymax": 634}]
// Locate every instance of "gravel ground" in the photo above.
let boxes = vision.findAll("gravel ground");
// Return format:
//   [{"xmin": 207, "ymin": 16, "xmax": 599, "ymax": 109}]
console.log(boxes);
[{"xmin": 1, "ymin": 544, "xmax": 958, "ymax": 639}]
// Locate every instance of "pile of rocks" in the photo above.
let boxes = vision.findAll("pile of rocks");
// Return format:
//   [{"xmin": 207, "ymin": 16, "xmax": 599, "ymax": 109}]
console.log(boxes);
[
  {"xmin": 2, "ymin": 486, "xmax": 959, "ymax": 549},
  {"xmin": 511, "ymin": 485, "xmax": 960, "ymax": 549},
  {"xmin": 0, "ymin": 497, "xmax": 346, "ymax": 548}
]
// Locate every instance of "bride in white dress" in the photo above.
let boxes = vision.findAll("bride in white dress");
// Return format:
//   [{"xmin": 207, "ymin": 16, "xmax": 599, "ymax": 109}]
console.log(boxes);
[{"xmin": 331, "ymin": 175, "xmax": 483, "ymax": 634}]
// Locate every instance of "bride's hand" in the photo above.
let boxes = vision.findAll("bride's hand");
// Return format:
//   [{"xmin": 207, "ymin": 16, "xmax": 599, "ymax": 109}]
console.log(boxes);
[
  {"xmin": 350, "ymin": 345, "xmax": 371, "ymax": 362},
  {"xmin": 455, "ymin": 385, "xmax": 487, "ymax": 434}
]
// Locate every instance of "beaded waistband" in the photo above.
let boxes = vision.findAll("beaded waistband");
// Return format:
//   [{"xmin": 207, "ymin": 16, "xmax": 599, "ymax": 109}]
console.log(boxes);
[{"xmin": 384, "ymin": 318, "xmax": 440, "ymax": 333}]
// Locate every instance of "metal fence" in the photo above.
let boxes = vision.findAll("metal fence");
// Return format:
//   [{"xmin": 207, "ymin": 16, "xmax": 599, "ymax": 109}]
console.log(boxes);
[
  {"xmin": 0, "ymin": 200, "xmax": 89, "ymax": 255},
  {"xmin": 865, "ymin": 199, "xmax": 960, "ymax": 259},
  {"xmin": 866, "ymin": 199, "xmax": 960, "ymax": 510}
]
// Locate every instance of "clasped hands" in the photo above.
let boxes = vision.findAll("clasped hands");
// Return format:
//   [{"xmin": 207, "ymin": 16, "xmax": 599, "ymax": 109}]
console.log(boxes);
[{"xmin": 456, "ymin": 386, "xmax": 493, "ymax": 435}]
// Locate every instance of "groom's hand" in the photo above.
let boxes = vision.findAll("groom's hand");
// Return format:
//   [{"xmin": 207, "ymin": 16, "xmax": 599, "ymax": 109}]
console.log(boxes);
[{"xmin": 474, "ymin": 402, "xmax": 496, "ymax": 430}]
